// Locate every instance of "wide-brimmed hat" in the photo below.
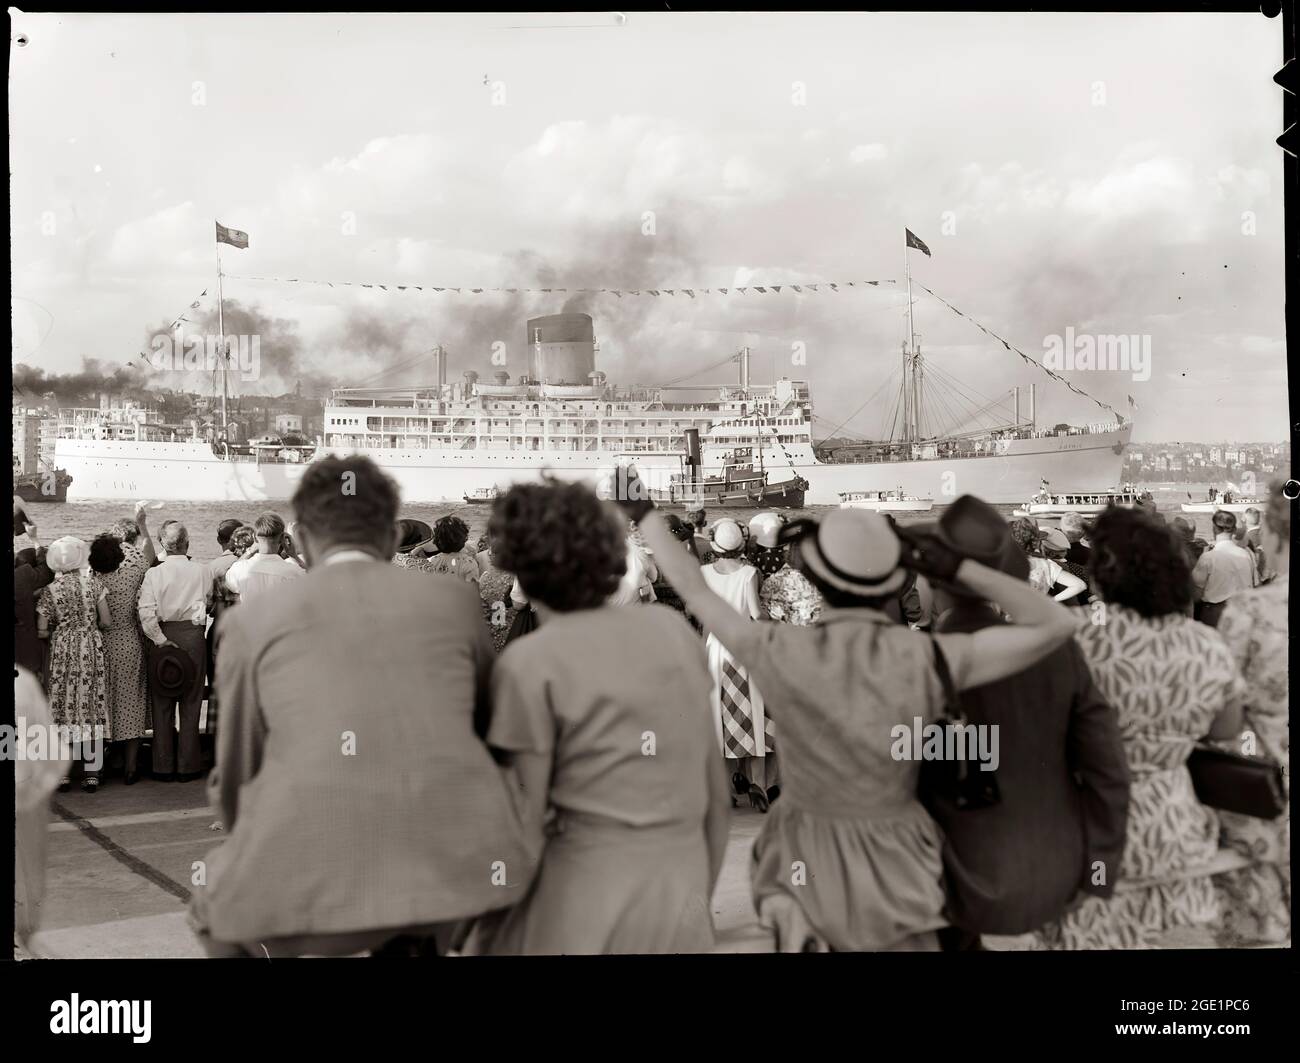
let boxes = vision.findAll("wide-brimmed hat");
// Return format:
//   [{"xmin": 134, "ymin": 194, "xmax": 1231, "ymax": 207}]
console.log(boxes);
[
  {"xmin": 395, "ymin": 518, "xmax": 434, "ymax": 554},
  {"xmin": 794, "ymin": 509, "xmax": 907, "ymax": 597},
  {"xmin": 150, "ymin": 643, "xmax": 199, "ymax": 699},
  {"xmin": 1039, "ymin": 527, "xmax": 1070, "ymax": 554},
  {"xmin": 922, "ymin": 495, "xmax": 1029, "ymax": 581},
  {"xmin": 710, "ymin": 518, "xmax": 746, "ymax": 553},
  {"xmin": 46, "ymin": 536, "xmax": 89, "ymax": 574}
]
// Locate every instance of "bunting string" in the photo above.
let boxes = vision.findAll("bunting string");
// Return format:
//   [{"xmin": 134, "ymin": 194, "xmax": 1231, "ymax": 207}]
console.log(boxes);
[
  {"xmin": 913, "ymin": 282, "xmax": 1124, "ymax": 424},
  {"xmin": 124, "ymin": 287, "xmax": 211, "ymax": 371},
  {"xmin": 222, "ymin": 274, "xmax": 898, "ymax": 298}
]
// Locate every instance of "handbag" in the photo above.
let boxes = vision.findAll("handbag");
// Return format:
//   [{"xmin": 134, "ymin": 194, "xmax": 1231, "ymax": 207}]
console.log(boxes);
[
  {"xmin": 504, "ymin": 604, "xmax": 539, "ymax": 644},
  {"xmin": 1187, "ymin": 744, "xmax": 1286, "ymax": 819},
  {"xmin": 918, "ymin": 639, "xmax": 1000, "ymax": 811}
]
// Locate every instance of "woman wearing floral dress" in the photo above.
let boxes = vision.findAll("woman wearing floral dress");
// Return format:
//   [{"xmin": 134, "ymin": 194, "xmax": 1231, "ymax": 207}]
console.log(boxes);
[
  {"xmin": 476, "ymin": 537, "xmax": 517, "ymax": 654},
  {"xmin": 1213, "ymin": 481, "xmax": 1290, "ymax": 945},
  {"xmin": 36, "ymin": 537, "xmax": 112, "ymax": 793},
  {"xmin": 1035, "ymin": 508, "xmax": 1244, "ymax": 949},
  {"xmin": 89, "ymin": 514, "xmax": 155, "ymax": 785}
]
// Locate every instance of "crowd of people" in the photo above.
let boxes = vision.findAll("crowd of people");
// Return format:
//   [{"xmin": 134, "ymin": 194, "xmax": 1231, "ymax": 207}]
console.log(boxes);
[{"xmin": 12, "ymin": 462, "xmax": 1290, "ymax": 954}]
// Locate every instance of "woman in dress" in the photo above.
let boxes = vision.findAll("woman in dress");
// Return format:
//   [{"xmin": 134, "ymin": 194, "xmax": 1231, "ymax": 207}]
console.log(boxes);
[
  {"xmin": 36, "ymin": 537, "xmax": 112, "ymax": 793},
  {"xmin": 391, "ymin": 518, "xmax": 435, "ymax": 573},
  {"xmin": 1213, "ymin": 480, "xmax": 1290, "ymax": 945},
  {"xmin": 701, "ymin": 519, "xmax": 773, "ymax": 811},
  {"xmin": 1035, "ymin": 507, "xmax": 1244, "ymax": 949},
  {"xmin": 465, "ymin": 481, "xmax": 730, "ymax": 954},
  {"xmin": 1009, "ymin": 518, "xmax": 1087, "ymax": 602},
  {"xmin": 758, "ymin": 541, "xmax": 825, "ymax": 627},
  {"xmin": 640, "ymin": 499, "xmax": 1080, "ymax": 952},
  {"xmin": 88, "ymin": 513, "xmax": 155, "ymax": 785},
  {"xmin": 476, "ymin": 533, "xmax": 517, "ymax": 653},
  {"xmin": 419, "ymin": 515, "xmax": 479, "ymax": 583}
]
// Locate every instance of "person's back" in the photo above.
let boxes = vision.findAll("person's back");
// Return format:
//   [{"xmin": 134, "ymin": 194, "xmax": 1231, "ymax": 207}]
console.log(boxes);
[
  {"xmin": 494, "ymin": 604, "xmax": 715, "ymax": 830},
  {"xmin": 702, "ymin": 559, "xmax": 759, "ymax": 614},
  {"xmin": 931, "ymin": 602, "xmax": 1128, "ymax": 934},
  {"xmin": 200, "ymin": 557, "xmax": 531, "ymax": 945}
]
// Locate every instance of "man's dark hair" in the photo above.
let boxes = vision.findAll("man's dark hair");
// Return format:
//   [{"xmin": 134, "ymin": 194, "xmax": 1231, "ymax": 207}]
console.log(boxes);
[
  {"xmin": 253, "ymin": 512, "xmax": 287, "ymax": 540},
  {"xmin": 292, "ymin": 456, "xmax": 400, "ymax": 556},
  {"xmin": 1088, "ymin": 506, "xmax": 1192, "ymax": 617},
  {"xmin": 1211, "ymin": 510, "xmax": 1237, "ymax": 535},
  {"xmin": 489, "ymin": 480, "xmax": 625, "ymax": 612},
  {"xmin": 88, "ymin": 534, "xmax": 125, "ymax": 575},
  {"xmin": 432, "ymin": 515, "xmax": 470, "ymax": 554},
  {"xmin": 217, "ymin": 518, "xmax": 244, "ymax": 548}
]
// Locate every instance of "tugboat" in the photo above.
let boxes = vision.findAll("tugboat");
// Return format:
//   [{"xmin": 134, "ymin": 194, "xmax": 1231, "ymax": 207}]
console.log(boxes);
[
  {"xmin": 838, "ymin": 489, "xmax": 934, "ymax": 513},
  {"xmin": 648, "ymin": 428, "xmax": 808, "ymax": 509},
  {"xmin": 13, "ymin": 463, "xmax": 72, "ymax": 503},
  {"xmin": 462, "ymin": 486, "xmax": 500, "ymax": 504}
]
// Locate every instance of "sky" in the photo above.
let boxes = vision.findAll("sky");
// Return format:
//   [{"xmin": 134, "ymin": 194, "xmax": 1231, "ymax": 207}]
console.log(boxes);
[{"xmin": 9, "ymin": 11, "xmax": 1286, "ymax": 442}]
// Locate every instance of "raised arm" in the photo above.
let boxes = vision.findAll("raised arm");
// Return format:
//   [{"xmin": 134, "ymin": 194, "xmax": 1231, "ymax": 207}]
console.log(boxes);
[
  {"xmin": 134, "ymin": 503, "xmax": 157, "ymax": 566},
  {"xmin": 638, "ymin": 511, "xmax": 766, "ymax": 661},
  {"xmin": 937, "ymin": 558, "xmax": 1078, "ymax": 691},
  {"xmin": 1051, "ymin": 566, "xmax": 1087, "ymax": 603}
]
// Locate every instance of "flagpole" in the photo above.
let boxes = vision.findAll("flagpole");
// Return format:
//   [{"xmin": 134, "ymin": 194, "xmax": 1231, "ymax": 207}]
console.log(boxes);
[
  {"xmin": 216, "ymin": 229, "xmax": 227, "ymax": 438},
  {"xmin": 904, "ymin": 234, "xmax": 914, "ymax": 443}
]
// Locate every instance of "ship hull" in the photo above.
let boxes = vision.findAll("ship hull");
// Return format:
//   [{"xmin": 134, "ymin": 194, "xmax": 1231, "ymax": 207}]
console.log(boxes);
[{"xmin": 55, "ymin": 426, "xmax": 1130, "ymax": 507}]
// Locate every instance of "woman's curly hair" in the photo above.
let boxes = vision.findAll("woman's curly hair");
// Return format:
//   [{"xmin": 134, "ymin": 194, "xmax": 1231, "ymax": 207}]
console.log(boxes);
[
  {"xmin": 1088, "ymin": 506, "xmax": 1191, "ymax": 617},
  {"xmin": 432, "ymin": 514, "xmax": 470, "ymax": 555},
  {"xmin": 228, "ymin": 525, "xmax": 257, "ymax": 556},
  {"xmin": 88, "ymin": 533, "xmax": 125, "ymax": 575},
  {"xmin": 489, "ymin": 480, "xmax": 626, "ymax": 612}
]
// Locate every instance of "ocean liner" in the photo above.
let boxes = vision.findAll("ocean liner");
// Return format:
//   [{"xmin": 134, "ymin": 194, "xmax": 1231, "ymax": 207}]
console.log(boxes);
[{"xmin": 55, "ymin": 310, "xmax": 1130, "ymax": 506}]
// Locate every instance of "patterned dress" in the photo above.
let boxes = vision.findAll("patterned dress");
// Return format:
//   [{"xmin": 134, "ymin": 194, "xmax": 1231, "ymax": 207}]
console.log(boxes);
[
  {"xmin": 701, "ymin": 562, "xmax": 769, "ymax": 759},
  {"xmin": 759, "ymin": 565, "xmax": 824, "ymax": 627},
  {"xmin": 1035, "ymin": 605, "xmax": 1245, "ymax": 949},
  {"xmin": 1213, "ymin": 581, "xmax": 1290, "ymax": 945},
  {"xmin": 36, "ymin": 571, "xmax": 110, "ymax": 744},
  {"xmin": 99, "ymin": 543, "xmax": 151, "ymax": 741},
  {"xmin": 478, "ymin": 564, "xmax": 517, "ymax": 654}
]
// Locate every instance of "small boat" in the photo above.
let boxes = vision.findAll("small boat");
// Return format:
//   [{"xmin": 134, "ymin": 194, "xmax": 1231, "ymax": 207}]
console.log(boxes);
[
  {"xmin": 838, "ymin": 489, "xmax": 934, "ymax": 513},
  {"xmin": 462, "ymin": 486, "xmax": 500, "ymax": 504},
  {"xmin": 646, "ymin": 428, "xmax": 808, "ymax": 509},
  {"xmin": 13, "ymin": 467, "xmax": 72, "ymax": 503},
  {"xmin": 1180, "ymin": 498, "xmax": 1264, "ymax": 514},
  {"xmin": 1012, "ymin": 487, "xmax": 1143, "ymax": 517}
]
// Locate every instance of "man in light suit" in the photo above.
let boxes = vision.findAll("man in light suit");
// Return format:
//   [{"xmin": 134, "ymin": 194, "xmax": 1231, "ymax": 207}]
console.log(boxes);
[{"xmin": 190, "ymin": 456, "xmax": 536, "ymax": 957}]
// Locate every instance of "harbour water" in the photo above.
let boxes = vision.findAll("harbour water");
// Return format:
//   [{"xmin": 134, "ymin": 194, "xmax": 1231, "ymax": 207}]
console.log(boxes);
[{"xmin": 20, "ymin": 483, "xmax": 1234, "ymax": 563}]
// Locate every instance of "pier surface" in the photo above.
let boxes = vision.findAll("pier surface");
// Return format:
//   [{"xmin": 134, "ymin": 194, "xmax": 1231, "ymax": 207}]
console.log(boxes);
[{"xmin": 22, "ymin": 782, "xmax": 1232, "ymax": 957}]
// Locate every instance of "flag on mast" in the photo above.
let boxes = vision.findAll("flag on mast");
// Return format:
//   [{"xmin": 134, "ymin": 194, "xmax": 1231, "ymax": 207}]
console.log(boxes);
[
  {"xmin": 215, "ymin": 222, "xmax": 249, "ymax": 249},
  {"xmin": 905, "ymin": 228, "xmax": 931, "ymax": 257}
]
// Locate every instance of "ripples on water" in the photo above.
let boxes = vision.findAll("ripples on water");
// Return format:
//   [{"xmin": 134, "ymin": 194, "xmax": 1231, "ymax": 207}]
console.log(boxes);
[{"xmin": 22, "ymin": 484, "xmax": 1224, "ymax": 564}]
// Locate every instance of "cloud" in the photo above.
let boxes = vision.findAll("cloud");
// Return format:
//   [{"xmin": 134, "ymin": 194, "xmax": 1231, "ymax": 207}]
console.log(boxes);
[{"xmin": 848, "ymin": 143, "xmax": 888, "ymax": 164}]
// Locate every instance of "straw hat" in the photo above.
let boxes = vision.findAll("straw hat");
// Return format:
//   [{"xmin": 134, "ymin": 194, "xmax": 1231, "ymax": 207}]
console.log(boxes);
[{"xmin": 797, "ymin": 509, "xmax": 906, "ymax": 596}]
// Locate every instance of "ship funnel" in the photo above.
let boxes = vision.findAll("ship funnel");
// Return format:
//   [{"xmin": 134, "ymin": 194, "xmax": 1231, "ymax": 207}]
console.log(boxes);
[{"xmin": 684, "ymin": 428, "xmax": 702, "ymax": 470}]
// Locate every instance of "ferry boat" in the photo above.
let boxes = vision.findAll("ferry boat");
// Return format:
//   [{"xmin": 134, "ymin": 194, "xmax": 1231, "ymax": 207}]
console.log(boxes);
[
  {"xmin": 55, "ymin": 309, "xmax": 1131, "ymax": 505},
  {"xmin": 838, "ymin": 489, "xmax": 934, "ymax": 513},
  {"xmin": 1180, "ymin": 498, "xmax": 1265, "ymax": 515},
  {"xmin": 1012, "ymin": 486, "xmax": 1143, "ymax": 517}
]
